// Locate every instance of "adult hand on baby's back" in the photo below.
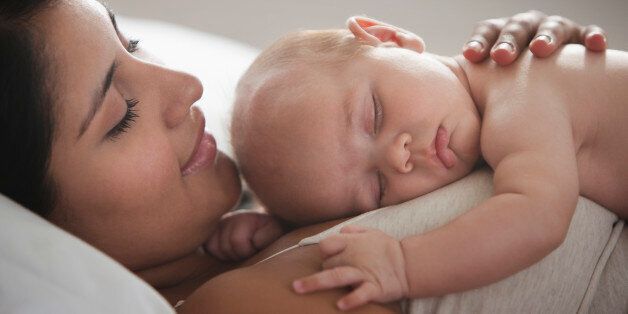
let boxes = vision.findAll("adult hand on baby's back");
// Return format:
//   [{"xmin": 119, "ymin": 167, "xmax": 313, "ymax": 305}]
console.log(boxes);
[
  {"xmin": 463, "ymin": 10, "xmax": 607, "ymax": 65},
  {"xmin": 205, "ymin": 208, "xmax": 284, "ymax": 262},
  {"xmin": 293, "ymin": 225, "xmax": 409, "ymax": 311}
]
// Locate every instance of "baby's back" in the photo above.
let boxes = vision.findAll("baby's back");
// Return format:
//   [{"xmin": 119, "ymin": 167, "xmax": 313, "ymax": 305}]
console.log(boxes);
[{"xmin": 478, "ymin": 45, "xmax": 628, "ymax": 218}]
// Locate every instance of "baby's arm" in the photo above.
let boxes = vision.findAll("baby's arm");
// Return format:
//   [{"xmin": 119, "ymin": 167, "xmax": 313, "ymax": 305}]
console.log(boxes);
[
  {"xmin": 401, "ymin": 132, "xmax": 579, "ymax": 296},
  {"xmin": 406, "ymin": 95, "xmax": 577, "ymax": 288}
]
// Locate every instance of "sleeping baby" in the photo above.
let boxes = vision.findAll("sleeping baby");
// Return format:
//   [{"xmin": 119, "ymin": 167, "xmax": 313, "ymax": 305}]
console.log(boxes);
[{"xmin": 228, "ymin": 16, "xmax": 628, "ymax": 310}]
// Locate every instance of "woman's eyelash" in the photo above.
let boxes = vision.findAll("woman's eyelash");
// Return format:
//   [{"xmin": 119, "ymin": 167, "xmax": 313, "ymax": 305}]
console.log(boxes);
[
  {"xmin": 107, "ymin": 98, "xmax": 139, "ymax": 140},
  {"xmin": 127, "ymin": 39, "xmax": 140, "ymax": 53}
]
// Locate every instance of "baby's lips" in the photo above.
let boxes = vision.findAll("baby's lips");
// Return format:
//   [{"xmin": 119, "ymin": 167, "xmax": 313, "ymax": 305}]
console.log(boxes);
[{"xmin": 435, "ymin": 127, "xmax": 456, "ymax": 169}]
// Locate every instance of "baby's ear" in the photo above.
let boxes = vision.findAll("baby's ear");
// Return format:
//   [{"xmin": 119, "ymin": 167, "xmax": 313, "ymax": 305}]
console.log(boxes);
[{"xmin": 346, "ymin": 16, "xmax": 425, "ymax": 53}]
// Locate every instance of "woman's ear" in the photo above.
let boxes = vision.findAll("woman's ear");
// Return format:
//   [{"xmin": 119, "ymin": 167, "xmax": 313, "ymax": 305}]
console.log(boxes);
[{"xmin": 346, "ymin": 16, "xmax": 425, "ymax": 53}]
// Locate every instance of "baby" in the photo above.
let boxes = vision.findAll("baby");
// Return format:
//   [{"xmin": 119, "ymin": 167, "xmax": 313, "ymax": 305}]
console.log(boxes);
[{"xmin": 231, "ymin": 17, "xmax": 628, "ymax": 310}]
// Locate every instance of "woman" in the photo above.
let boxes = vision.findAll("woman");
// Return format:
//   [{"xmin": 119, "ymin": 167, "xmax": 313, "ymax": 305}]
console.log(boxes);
[{"xmin": 0, "ymin": 0, "xmax": 608, "ymax": 311}]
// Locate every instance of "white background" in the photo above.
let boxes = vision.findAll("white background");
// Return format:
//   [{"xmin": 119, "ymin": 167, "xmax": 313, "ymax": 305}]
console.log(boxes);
[{"xmin": 106, "ymin": 0, "xmax": 628, "ymax": 55}]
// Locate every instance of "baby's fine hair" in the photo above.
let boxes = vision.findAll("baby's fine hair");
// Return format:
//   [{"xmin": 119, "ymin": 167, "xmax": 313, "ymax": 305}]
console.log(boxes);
[
  {"xmin": 240, "ymin": 29, "xmax": 366, "ymax": 83},
  {"xmin": 230, "ymin": 29, "xmax": 370, "ymax": 223},
  {"xmin": 232, "ymin": 28, "xmax": 369, "ymax": 166}
]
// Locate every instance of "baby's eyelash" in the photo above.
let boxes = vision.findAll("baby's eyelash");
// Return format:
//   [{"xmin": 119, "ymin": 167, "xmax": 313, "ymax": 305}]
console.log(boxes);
[
  {"xmin": 373, "ymin": 93, "xmax": 383, "ymax": 135},
  {"xmin": 107, "ymin": 98, "xmax": 139, "ymax": 140},
  {"xmin": 127, "ymin": 39, "xmax": 140, "ymax": 53},
  {"xmin": 377, "ymin": 170, "xmax": 387, "ymax": 207}
]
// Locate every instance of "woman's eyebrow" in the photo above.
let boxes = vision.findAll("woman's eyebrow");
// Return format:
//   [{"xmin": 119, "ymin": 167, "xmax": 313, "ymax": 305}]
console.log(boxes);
[
  {"xmin": 77, "ymin": 61, "xmax": 117, "ymax": 140},
  {"xmin": 76, "ymin": 5, "xmax": 121, "ymax": 140}
]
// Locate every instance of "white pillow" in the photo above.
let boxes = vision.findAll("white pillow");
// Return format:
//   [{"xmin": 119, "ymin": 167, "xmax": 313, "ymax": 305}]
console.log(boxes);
[
  {"xmin": 0, "ymin": 17, "xmax": 259, "ymax": 313},
  {"xmin": 0, "ymin": 194, "xmax": 174, "ymax": 313}
]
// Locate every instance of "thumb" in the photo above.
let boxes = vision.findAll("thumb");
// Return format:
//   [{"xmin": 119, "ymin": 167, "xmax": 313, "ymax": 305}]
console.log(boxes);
[{"xmin": 252, "ymin": 218, "xmax": 283, "ymax": 250}]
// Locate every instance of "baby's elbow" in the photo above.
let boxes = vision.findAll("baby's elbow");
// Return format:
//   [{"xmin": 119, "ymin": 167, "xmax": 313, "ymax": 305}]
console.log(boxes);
[
  {"xmin": 544, "ymin": 223, "xmax": 568, "ymax": 252},
  {"xmin": 536, "ymin": 203, "xmax": 574, "ymax": 253}
]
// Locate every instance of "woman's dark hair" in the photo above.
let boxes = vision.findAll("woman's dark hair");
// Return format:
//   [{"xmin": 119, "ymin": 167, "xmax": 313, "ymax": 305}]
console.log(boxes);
[{"xmin": 1, "ymin": 0, "xmax": 58, "ymax": 217}]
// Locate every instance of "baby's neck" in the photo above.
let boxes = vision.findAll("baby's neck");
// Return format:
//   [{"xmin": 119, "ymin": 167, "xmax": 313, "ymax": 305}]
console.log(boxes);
[{"xmin": 426, "ymin": 53, "xmax": 489, "ymax": 116}]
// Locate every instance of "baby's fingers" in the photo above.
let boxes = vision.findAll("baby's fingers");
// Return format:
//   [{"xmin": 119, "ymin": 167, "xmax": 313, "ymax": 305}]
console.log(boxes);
[
  {"xmin": 206, "ymin": 226, "xmax": 228, "ymax": 261},
  {"xmin": 293, "ymin": 266, "xmax": 364, "ymax": 294},
  {"xmin": 337, "ymin": 282, "xmax": 379, "ymax": 311},
  {"xmin": 319, "ymin": 234, "xmax": 347, "ymax": 258},
  {"xmin": 252, "ymin": 218, "xmax": 283, "ymax": 250}
]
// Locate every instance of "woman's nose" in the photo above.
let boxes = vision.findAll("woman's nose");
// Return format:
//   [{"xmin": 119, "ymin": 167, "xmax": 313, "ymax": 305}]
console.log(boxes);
[
  {"xmin": 385, "ymin": 133, "xmax": 413, "ymax": 173},
  {"xmin": 160, "ymin": 68, "xmax": 204, "ymax": 129}
]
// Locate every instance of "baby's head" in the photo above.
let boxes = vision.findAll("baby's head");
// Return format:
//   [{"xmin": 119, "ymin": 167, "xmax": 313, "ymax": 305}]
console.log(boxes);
[{"xmin": 232, "ymin": 17, "xmax": 481, "ymax": 225}]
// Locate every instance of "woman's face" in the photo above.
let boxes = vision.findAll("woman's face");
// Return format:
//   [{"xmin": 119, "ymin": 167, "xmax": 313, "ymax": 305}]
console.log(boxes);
[{"xmin": 42, "ymin": 0, "xmax": 241, "ymax": 270}]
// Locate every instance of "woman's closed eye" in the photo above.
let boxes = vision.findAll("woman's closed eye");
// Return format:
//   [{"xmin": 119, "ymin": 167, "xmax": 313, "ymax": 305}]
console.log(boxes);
[
  {"xmin": 106, "ymin": 38, "xmax": 142, "ymax": 141},
  {"xmin": 107, "ymin": 98, "xmax": 139, "ymax": 140}
]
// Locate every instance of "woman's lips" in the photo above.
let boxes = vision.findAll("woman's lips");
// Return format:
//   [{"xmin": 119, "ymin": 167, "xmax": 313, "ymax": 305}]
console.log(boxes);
[
  {"xmin": 181, "ymin": 112, "xmax": 218, "ymax": 177},
  {"xmin": 435, "ymin": 126, "xmax": 456, "ymax": 169}
]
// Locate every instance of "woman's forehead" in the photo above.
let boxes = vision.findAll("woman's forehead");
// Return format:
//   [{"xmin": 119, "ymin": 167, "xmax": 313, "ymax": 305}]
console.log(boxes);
[
  {"xmin": 40, "ymin": 0, "xmax": 117, "ymax": 72},
  {"xmin": 39, "ymin": 0, "xmax": 119, "ymax": 139}
]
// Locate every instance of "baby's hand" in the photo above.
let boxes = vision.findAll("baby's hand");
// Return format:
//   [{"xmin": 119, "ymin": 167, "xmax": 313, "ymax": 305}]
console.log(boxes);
[
  {"xmin": 293, "ymin": 225, "xmax": 409, "ymax": 311},
  {"xmin": 205, "ymin": 208, "xmax": 284, "ymax": 262}
]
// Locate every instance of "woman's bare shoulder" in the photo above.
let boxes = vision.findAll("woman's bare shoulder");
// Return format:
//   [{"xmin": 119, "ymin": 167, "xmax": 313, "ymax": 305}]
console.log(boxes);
[{"xmin": 180, "ymin": 221, "xmax": 400, "ymax": 314}]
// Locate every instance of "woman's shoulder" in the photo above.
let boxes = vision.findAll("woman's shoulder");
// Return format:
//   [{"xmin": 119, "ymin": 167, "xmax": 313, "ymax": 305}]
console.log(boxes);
[
  {"xmin": 179, "ymin": 219, "xmax": 400, "ymax": 314},
  {"xmin": 180, "ymin": 244, "xmax": 400, "ymax": 314}
]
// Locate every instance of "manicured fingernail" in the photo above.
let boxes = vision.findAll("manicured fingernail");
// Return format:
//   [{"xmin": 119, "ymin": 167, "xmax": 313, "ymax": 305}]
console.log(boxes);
[
  {"xmin": 587, "ymin": 31, "xmax": 607, "ymax": 43},
  {"xmin": 464, "ymin": 41, "xmax": 483, "ymax": 53},
  {"xmin": 534, "ymin": 35, "xmax": 552, "ymax": 45},
  {"xmin": 495, "ymin": 42, "xmax": 514, "ymax": 53}
]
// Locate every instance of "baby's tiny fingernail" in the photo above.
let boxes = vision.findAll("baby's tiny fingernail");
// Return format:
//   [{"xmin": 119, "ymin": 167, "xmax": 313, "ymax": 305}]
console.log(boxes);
[
  {"xmin": 464, "ymin": 41, "xmax": 483, "ymax": 53},
  {"xmin": 292, "ymin": 280, "xmax": 304, "ymax": 293},
  {"xmin": 495, "ymin": 42, "xmax": 515, "ymax": 53},
  {"xmin": 337, "ymin": 300, "xmax": 348, "ymax": 310},
  {"xmin": 534, "ymin": 35, "xmax": 552, "ymax": 45}
]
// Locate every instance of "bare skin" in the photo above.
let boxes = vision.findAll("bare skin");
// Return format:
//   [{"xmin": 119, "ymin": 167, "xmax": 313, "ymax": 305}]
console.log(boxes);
[
  {"xmin": 232, "ymin": 18, "xmax": 626, "ymax": 310},
  {"xmin": 180, "ymin": 218, "xmax": 401, "ymax": 314},
  {"xmin": 24, "ymin": 1, "xmax": 612, "ymax": 311},
  {"xmin": 296, "ymin": 42, "xmax": 628, "ymax": 308}
]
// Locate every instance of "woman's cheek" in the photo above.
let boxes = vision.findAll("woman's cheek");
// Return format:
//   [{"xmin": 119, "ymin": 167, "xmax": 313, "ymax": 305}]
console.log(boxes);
[{"xmin": 123, "ymin": 142, "xmax": 180, "ymax": 194}]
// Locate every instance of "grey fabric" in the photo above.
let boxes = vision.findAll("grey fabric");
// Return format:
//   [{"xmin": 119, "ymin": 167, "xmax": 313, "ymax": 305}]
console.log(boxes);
[
  {"xmin": 300, "ymin": 168, "xmax": 624, "ymax": 313},
  {"xmin": 587, "ymin": 225, "xmax": 628, "ymax": 314}
]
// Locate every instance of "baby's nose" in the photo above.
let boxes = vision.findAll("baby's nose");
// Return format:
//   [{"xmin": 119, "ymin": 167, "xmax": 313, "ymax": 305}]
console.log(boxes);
[{"xmin": 386, "ymin": 133, "xmax": 413, "ymax": 173}]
